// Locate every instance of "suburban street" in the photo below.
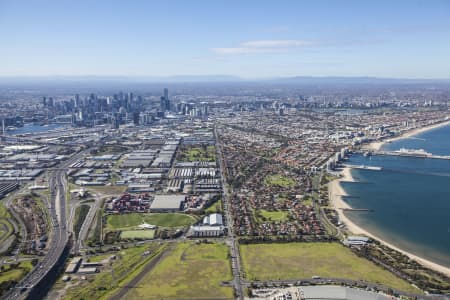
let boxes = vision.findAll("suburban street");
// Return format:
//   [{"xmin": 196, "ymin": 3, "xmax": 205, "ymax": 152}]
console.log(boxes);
[{"xmin": 215, "ymin": 126, "xmax": 244, "ymax": 300}]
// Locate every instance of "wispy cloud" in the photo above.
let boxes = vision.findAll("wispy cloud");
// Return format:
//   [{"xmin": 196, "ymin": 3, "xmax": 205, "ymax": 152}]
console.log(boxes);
[{"xmin": 211, "ymin": 39, "xmax": 315, "ymax": 55}]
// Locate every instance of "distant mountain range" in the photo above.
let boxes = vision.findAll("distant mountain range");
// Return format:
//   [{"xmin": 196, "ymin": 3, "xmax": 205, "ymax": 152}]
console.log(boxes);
[
  {"xmin": 0, "ymin": 75, "xmax": 449, "ymax": 84},
  {"xmin": 271, "ymin": 76, "xmax": 450, "ymax": 85}
]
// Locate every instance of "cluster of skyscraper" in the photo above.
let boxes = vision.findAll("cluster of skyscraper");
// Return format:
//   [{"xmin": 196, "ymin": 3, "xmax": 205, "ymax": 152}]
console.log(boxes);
[
  {"xmin": 37, "ymin": 88, "xmax": 210, "ymax": 129},
  {"xmin": 158, "ymin": 88, "xmax": 209, "ymax": 119},
  {"xmin": 41, "ymin": 91, "xmax": 144, "ymax": 128}
]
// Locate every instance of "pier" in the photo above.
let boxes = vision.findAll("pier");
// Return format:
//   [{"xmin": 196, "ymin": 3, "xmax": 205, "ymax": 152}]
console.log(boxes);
[
  {"xmin": 343, "ymin": 164, "xmax": 383, "ymax": 171},
  {"xmin": 341, "ymin": 208, "xmax": 374, "ymax": 212},
  {"xmin": 371, "ymin": 150, "xmax": 450, "ymax": 160},
  {"xmin": 357, "ymin": 149, "xmax": 450, "ymax": 161}
]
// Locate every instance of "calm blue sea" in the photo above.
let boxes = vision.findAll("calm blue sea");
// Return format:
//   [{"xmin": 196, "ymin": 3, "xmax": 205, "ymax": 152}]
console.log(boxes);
[
  {"xmin": 342, "ymin": 124, "xmax": 450, "ymax": 268},
  {"xmin": 6, "ymin": 123, "xmax": 66, "ymax": 135},
  {"xmin": 383, "ymin": 122, "xmax": 450, "ymax": 156}
]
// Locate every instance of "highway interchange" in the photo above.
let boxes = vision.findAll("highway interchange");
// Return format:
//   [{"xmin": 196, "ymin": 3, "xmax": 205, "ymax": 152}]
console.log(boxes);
[{"xmin": 3, "ymin": 151, "xmax": 88, "ymax": 300}]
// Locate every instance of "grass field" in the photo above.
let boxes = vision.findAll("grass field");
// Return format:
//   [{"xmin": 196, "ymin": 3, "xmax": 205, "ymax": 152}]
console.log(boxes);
[
  {"xmin": 0, "ymin": 220, "xmax": 14, "ymax": 243},
  {"xmin": 178, "ymin": 145, "xmax": 216, "ymax": 162},
  {"xmin": 264, "ymin": 174, "xmax": 295, "ymax": 188},
  {"xmin": 106, "ymin": 213, "xmax": 196, "ymax": 231},
  {"xmin": 0, "ymin": 205, "xmax": 9, "ymax": 218},
  {"xmin": 256, "ymin": 209, "xmax": 289, "ymax": 222},
  {"xmin": 205, "ymin": 199, "xmax": 222, "ymax": 213},
  {"xmin": 122, "ymin": 242, "xmax": 233, "ymax": 300},
  {"xmin": 0, "ymin": 204, "xmax": 14, "ymax": 246},
  {"xmin": 73, "ymin": 204, "xmax": 90, "ymax": 239},
  {"xmin": 120, "ymin": 230, "xmax": 155, "ymax": 239},
  {"xmin": 87, "ymin": 185, "xmax": 127, "ymax": 195},
  {"xmin": 240, "ymin": 242, "xmax": 421, "ymax": 294},
  {"xmin": 87, "ymin": 253, "xmax": 113, "ymax": 263},
  {"xmin": 0, "ymin": 260, "xmax": 34, "ymax": 285},
  {"xmin": 64, "ymin": 244, "xmax": 166, "ymax": 300},
  {"xmin": 302, "ymin": 196, "xmax": 313, "ymax": 206}
]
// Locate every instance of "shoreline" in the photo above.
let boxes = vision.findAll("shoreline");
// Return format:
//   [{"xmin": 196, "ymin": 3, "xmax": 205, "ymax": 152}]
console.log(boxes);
[
  {"xmin": 364, "ymin": 119, "xmax": 450, "ymax": 151},
  {"xmin": 329, "ymin": 167, "xmax": 450, "ymax": 278}
]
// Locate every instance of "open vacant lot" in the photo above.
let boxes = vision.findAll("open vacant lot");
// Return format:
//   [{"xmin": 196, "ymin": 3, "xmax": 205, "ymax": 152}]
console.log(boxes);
[
  {"xmin": 240, "ymin": 242, "xmax": 421, "ymax": 294},
  {"xmin": 122, "ymin": 242, "xmax": 234, "ymax": 300},
  {"xmin": 106, "ymin": 213, "xmax": 196, "ymax": 231},
  {"xmin": 88, "ymin": 185, "xmax": 127, "ymax": 195},
  {"xmin": 63, "ymin": 244, "xmax": 166, "ymax": 300}
]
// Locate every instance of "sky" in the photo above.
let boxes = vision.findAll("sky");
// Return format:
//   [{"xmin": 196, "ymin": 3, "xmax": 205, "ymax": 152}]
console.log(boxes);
[{"xmin": 0, "ymin": 0, "xmax": 449, "ymax": 79}]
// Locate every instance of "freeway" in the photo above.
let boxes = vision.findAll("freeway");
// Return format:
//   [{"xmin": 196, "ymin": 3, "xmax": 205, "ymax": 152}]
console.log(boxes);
[
  {"xmin": 3, "ymin": 150, "xmax": 89, "ymax": 300},
  {"xmin": 6, "ymin": 170, "xmax": 69, "ymax": 300},
  {"xmin": 215, "ymin": 125, "xmax": 245, "ymax": 300}
]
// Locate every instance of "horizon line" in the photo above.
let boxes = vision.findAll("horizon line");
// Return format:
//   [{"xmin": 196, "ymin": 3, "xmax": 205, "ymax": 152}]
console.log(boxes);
[{"xmin": 0, "ymin": 74, "xmax": 450, "ymax": 82}]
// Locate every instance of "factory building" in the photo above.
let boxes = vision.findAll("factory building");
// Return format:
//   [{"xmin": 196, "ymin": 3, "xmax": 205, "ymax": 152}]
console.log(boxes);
[
  {"xmin": 189, "ymin": 213, "xmax": 225, "ymax": 237},
  {"xmin": 150, "ymin": 195, "xmax": 185, "ymax": 212},
  {"xmin": 202, "ymin": 213, "xmax": 223, "ymax": 226}
]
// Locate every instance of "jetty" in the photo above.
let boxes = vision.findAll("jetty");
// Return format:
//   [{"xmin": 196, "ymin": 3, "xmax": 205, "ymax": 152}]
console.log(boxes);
[
  {"xmin": 343, "ymin": 164, "xmax": 382, "ymax": 171},
  {"xmin": 342, "ymin": 208, "xmax": 374, "ymax": 212},
  {"xmin": 358, "ymin": 149, "xmax": 450, "ymax": 161},
  {"xmin": 376, "ymin": 151, "xmax": 450, "ymax": 160}
]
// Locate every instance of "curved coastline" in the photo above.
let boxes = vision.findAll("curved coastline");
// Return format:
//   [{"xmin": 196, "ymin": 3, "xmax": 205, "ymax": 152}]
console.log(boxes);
[
  {"xmin": 363, "ymin": 119, "xmax": 450, "ymax": 151},
  {"xmin": 331, "ymin": 117, "xmax": 450, "ymax": 277},
  {"xmin": 330, "ymin": 166, "xmax": 450, "ymax": 277}
]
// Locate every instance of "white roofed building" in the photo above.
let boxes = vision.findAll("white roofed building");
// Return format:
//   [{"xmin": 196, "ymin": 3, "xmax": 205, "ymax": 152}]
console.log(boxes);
[{"xmin": 202, "ymin": 213, "xmax": 223, "ymax": 226}]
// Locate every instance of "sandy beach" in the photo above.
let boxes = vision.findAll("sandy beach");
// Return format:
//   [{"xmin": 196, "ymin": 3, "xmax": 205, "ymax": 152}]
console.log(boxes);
[
  {"xmin": 364, "ymin": 119, "xmax": 450, "ymax": 151},
  {"xmin": 329, "ymin": 167, "xmax": 450, "ymax": 277}
]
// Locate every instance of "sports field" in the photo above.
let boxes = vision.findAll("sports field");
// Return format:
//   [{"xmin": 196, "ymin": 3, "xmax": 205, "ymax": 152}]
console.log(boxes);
[
  {"xmin": 106, "ymin": 213, "xmax": 196, "ymax": 230},
  {"xmin": 120, "ymin": 230, "xmax": 155, "ymax": 239},
  {"xmin": 240, "ymin": 242, "xmax": 421, "ymax": 294},
  {"xmin": 122, "ymin": 242, "xmax": 234, "ymax": 300}
]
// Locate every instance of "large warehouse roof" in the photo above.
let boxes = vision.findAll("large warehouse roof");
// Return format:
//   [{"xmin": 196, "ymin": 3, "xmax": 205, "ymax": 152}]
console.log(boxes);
[{"xmin": 150, "ymin": 195, "xmax": 185, "ymax": 211}]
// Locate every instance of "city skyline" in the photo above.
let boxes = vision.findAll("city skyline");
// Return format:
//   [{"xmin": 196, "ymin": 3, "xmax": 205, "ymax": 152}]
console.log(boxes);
[{"xmin": 1, "ymin": 0, "xmax": 450, "ymax": 79}]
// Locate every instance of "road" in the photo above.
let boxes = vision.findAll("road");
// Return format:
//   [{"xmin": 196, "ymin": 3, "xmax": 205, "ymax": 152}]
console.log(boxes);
[
  {"xmin": 3, "ymin": 150, "xmax": 88, "ymax": 300},
  {"xmin": 5, "ymin": 170, "xmax": 69, "ymax": 300},
  {"xmin": 72, "ymin": 193, "xmax": 104, "ymax": 254},
  {"xmin": 215, "ymin": 125, "xmax": 244, "ymax": 300}
]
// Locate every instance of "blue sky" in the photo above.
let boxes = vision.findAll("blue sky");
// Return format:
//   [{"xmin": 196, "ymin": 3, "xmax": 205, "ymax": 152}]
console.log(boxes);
[{"xmin": 0, "ymin": 0, "xmax": 449, "ymax": 78}]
